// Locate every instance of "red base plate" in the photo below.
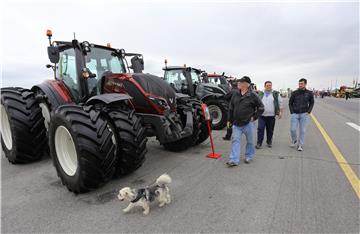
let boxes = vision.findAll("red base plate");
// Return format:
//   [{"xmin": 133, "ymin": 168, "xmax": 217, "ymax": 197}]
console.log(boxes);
[{"xmin": 207, "ymin": 153, "xmax": 222, "ymax": 159}]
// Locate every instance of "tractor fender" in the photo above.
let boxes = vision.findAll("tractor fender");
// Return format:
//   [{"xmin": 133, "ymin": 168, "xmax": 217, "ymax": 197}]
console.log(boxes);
[
  {"xmin": 31, "ymin": 80, "xmax": 72, "ymax": 111},
  {"xmin": 86, "ymin": 93, "xmax": 132, "ymax": 106}
]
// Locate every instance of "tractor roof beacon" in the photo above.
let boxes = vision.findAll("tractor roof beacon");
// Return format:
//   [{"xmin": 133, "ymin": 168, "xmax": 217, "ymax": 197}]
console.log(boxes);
[
  {"xmin": 0, "ymin": 30, "xmax": 209, "ymax": 193},
  {"xmin": 163, "ymin": 62, "xmax": 229, "ymax": 130}
]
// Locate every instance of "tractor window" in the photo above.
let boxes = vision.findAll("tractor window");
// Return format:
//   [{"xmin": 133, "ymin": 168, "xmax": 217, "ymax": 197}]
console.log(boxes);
[
  {"xmin": 85, "ymin": 47, "xmax": 126, "ymax": 95},
  {"xmin": 190, "ymin": 71, "xmax": 200, "ymax": 84},
  {"xmin": 58, "ymin": 49, "xmax": 79, "ymax": 100},
  {"xmin": 164, "ymin": 70, "xmax": 188, "ymax": 92}
]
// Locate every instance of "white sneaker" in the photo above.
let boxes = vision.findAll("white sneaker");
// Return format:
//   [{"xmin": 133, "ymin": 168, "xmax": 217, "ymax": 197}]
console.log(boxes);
[
  {"xmin": 297, "ymin": 145, "xmax": 303, "ymax": 151},
  {"xmin": 290, "ymin": 141, "xmax": 297, "ymax": 148}
]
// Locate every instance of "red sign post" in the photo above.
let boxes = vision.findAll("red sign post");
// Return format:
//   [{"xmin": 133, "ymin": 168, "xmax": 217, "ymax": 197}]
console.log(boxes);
[{"xmin": 201, "ymin": 103, "xmax": 221, "ymax": 159}]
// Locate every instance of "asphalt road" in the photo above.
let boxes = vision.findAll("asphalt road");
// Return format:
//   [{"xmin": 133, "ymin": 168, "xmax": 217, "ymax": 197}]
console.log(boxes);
[{"xmin": 1, "ymin": 97, "xmax": 359, "ymax": 233}]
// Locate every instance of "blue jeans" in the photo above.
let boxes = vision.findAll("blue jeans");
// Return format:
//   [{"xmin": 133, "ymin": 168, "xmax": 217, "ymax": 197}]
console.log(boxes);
[
  {"xmin": 290, "ymin": 113, "xmax": 309, "ymax": 146},
  {"xmin": 229, "ymin": 122, "xmax": 255, "ymax": 163}
]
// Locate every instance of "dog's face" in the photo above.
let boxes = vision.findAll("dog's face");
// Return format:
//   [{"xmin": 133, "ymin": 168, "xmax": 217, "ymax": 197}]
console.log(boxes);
[{"xmin": 118, "ymin": 187, "xmax": 134, "ymax": 202}]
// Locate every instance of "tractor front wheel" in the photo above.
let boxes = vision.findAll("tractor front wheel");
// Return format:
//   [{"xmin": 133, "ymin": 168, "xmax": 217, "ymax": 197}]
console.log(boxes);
[
  {"xmin": 193, "ymin": 102, "xmax": 209, "ymax": 145},
  {"xmin": 49, "ymin": 105, "xmax": 116, "ymax": 193},
  {"xmin": 106, "ymin": 107, "xmax": 148, "ymax": 176},
  {"xmin": 163, "ymin": 101, "xmax": 201, "ymax": 151}
]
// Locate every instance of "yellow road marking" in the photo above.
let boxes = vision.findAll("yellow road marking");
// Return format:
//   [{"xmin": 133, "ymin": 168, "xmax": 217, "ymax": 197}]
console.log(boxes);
[{"xmin": 310, "ymin": 113, "xmax": 360, "ymax": 199}]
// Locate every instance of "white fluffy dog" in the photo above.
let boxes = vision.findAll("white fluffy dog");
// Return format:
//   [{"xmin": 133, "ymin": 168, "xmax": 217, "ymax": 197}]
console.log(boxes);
[{"xmin": 118, "ymin": 174, "xmax": 172, "ymax": 215}]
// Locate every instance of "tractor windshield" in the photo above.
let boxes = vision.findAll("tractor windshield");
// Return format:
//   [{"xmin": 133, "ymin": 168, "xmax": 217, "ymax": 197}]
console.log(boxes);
[
  {"xmin": 85, "ymin": 47, "xmax": 126, "ymax": 95},
  {"xmin": 85, "ymin": 47, "xmax": 126, "ymax": 77},
  {"xmin": 208, "ymin": 76, "xmax": 227, "ymax": 85}
]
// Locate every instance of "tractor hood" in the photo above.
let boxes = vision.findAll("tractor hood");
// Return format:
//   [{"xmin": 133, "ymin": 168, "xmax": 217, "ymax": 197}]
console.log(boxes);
[
  {"xmin": 132, "ymin": 73, "xmax": 177, "ymax": 106},
  {"xmin": 102, "ymin": 73, "xmax": 177, "ymax": 112}
]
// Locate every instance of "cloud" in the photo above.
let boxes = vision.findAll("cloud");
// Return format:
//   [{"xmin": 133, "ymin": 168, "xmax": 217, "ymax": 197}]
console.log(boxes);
[{"xmin": 1, "ymin": 0, "xmax": 358, "ymax": 90}]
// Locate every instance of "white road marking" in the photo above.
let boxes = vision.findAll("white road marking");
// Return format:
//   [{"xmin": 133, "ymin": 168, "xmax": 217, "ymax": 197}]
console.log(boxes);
[{"xmin": 346, "ymin": 122, "xmax": 360, "ymax": 132}]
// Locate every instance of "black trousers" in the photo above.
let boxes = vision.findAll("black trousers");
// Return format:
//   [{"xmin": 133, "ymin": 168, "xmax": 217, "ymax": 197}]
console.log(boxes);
[
  {"xmin": 257, "ymin": 116, "xmax": 276, "ymax": 145},
  {"xmin": 224, "ymin": 125, "xmax": 232, "ymax": 139}
]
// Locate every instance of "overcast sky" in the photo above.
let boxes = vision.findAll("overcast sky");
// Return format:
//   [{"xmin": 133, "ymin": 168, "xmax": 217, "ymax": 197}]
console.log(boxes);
[{"xmin": 1, "ymin": 0, "xmax": 359, "ymax": 90}]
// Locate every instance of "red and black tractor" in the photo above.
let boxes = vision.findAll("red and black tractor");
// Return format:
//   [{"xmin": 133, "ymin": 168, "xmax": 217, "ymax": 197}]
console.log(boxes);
[
  {"xmin": 163, "ymin": 64, "xmax": 229, "ymax": 130},
  {"xmin": 0, "ymin": 31, "xmax": 209, "ymax": 193}
]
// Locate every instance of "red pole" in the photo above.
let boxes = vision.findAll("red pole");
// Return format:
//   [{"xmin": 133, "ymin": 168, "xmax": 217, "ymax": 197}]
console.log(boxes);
[
  {"xmin": 201, "ymin": 103, "xmax": 221, "ymax": 159},
  {"xmin": 207, "ymin": 120, "xmax": 215, "ymax": 155}
]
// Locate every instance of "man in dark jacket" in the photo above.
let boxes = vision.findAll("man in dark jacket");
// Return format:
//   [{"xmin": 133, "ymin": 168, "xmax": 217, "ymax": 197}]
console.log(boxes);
[
  {"xmin": 226, "ymin": 76, "xmax": 264, "ymax": 166},
  {"xmin": 223, "ymin": 79, "xmax": 239, "ymax": 140},
  {"xmin": 289, "ymin": 78, "xmax": 314, "ymax": 151}
]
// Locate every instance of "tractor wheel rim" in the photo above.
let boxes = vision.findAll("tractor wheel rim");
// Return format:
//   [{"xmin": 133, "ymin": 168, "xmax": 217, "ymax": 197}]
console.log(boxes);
[
  {"xmin": 0, "ymin": 104, "xmax": 13, "ymax": 150},
  {"xmin": 55, "ymin": 125, "xmax": 78, "ymax": 176},
  {"xmin": 208, "ymin": 105, "xmax": 222, "ymax": 126}
]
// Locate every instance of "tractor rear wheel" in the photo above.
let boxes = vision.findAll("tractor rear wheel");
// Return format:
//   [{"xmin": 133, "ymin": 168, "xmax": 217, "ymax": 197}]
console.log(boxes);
[
  {"xmin": 106, "ymin": 107, "xmax": 147, "ymax": 175},
  {"xmin": 205, "ymin": 98, "xmax": 228, "ymax": 130},
  {"xmin": 49, "ymin": 105, "xmax": 116, "ymax": 193},
  {"xmin": 0, "ymin": 87, "xmax": 47, "ymax": 163}
]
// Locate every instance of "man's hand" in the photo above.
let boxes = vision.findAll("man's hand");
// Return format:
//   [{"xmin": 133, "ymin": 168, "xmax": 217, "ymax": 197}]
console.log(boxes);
[{"xmin": 227, "ymin": 121, "xmax": 231, "ymax": 128}]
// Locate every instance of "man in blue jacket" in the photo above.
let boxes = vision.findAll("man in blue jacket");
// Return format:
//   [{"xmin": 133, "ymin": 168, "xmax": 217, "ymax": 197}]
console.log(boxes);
[
  {"xmin": 289, "ymin": 78, "xmax": 314, "ymax": 151},
  {"xmin": 226, "ymin": 76, "xmax": 264, "ymax": 166}
]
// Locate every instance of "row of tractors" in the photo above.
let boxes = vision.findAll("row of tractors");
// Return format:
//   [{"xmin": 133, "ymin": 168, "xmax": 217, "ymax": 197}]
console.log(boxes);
[{"xmin": 0, "ymin": 31, "xmax": 233, "ymax": 193}]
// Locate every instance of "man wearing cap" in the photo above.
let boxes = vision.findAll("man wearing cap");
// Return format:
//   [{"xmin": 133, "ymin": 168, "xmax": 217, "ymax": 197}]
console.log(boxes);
[
  {"xmin": 226, "ymin": 76, "xmax": 264, "ymax": 166},
  {"xmin": 256, "ymin": 81, "xmax": 283, "ymax": 149}
]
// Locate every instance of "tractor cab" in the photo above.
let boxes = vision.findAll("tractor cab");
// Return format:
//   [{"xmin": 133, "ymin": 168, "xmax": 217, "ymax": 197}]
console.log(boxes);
[
  {"xmin": 162, "ymin": 61, "xmax": 229, "ymax": 130},
  {"xmin": 162, "ymin": 65, "xmax": 202, "ymax": 97},
  {"xmin": 162, "ymin": 64, "xmax": 227, "ymax": 99},
  {"xmin": 206, "ymin": 73, "xmax": 231, "ymax": 93},
  {"xmin": 46, "ymin": 30, "xmax": 144, "ymax": 103}
]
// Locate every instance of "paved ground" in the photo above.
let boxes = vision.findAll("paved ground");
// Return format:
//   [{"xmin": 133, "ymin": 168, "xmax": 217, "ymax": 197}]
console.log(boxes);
[{"xmin": 1, "ymin": 98, "xmax": 359, "ymax": 233}]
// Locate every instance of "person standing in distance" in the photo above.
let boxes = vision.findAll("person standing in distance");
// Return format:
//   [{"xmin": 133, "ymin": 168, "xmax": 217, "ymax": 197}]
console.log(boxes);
[
  {"xmin": 289, "ymin": 78, "xmax": 314, "ymax": 151},
  {"xmin": 223, "ymin": 79, "xmax": 240, "ymax": 141}
]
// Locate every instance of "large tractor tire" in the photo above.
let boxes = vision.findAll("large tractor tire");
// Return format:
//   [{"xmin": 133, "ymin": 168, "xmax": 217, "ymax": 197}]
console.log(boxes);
[
  {"xmin": 49, "ymin": 105, "xmax": 116, "ymax": 193},
  {"xmin": 0, "ymin": 87, "xmax": 47, "ymax": 163},
  {"xmin": 106, "ymin": 107, "xmax": 147, "ymax": 175},
  {"xmin": 204, "ymin": 98, "xmax": 228, "ymax": 130},
  {"xmin": 163, "ymin": 101, "xmax": 201, "ymax": 152}
]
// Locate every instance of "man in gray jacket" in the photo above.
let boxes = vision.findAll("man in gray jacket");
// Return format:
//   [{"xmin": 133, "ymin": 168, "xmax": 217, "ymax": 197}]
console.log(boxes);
[{"xmin": 226, "ymin": 76, "xmax": 264, "ymax": 166}]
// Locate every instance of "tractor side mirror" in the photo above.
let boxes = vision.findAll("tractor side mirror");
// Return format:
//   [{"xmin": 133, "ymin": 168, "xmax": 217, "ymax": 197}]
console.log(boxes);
[
  {"xmin": 47, "ymin": 46, "xmax": 60, "ymax": 63},
  {"xmin": 130, "ymin": 56, "xmax": 144, "ymax": 73}
]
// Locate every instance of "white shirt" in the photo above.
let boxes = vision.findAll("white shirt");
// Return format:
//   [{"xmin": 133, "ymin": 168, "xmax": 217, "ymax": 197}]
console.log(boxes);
[{"xmin": 261, "ymin": 91, "xmax": 283, "ymax": 116}]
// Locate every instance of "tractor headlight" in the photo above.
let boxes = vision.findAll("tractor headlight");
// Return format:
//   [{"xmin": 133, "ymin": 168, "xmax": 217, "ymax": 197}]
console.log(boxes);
[{"xmin": 149, "ymin": 96, "xmax": 169, "ymax": 109}]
